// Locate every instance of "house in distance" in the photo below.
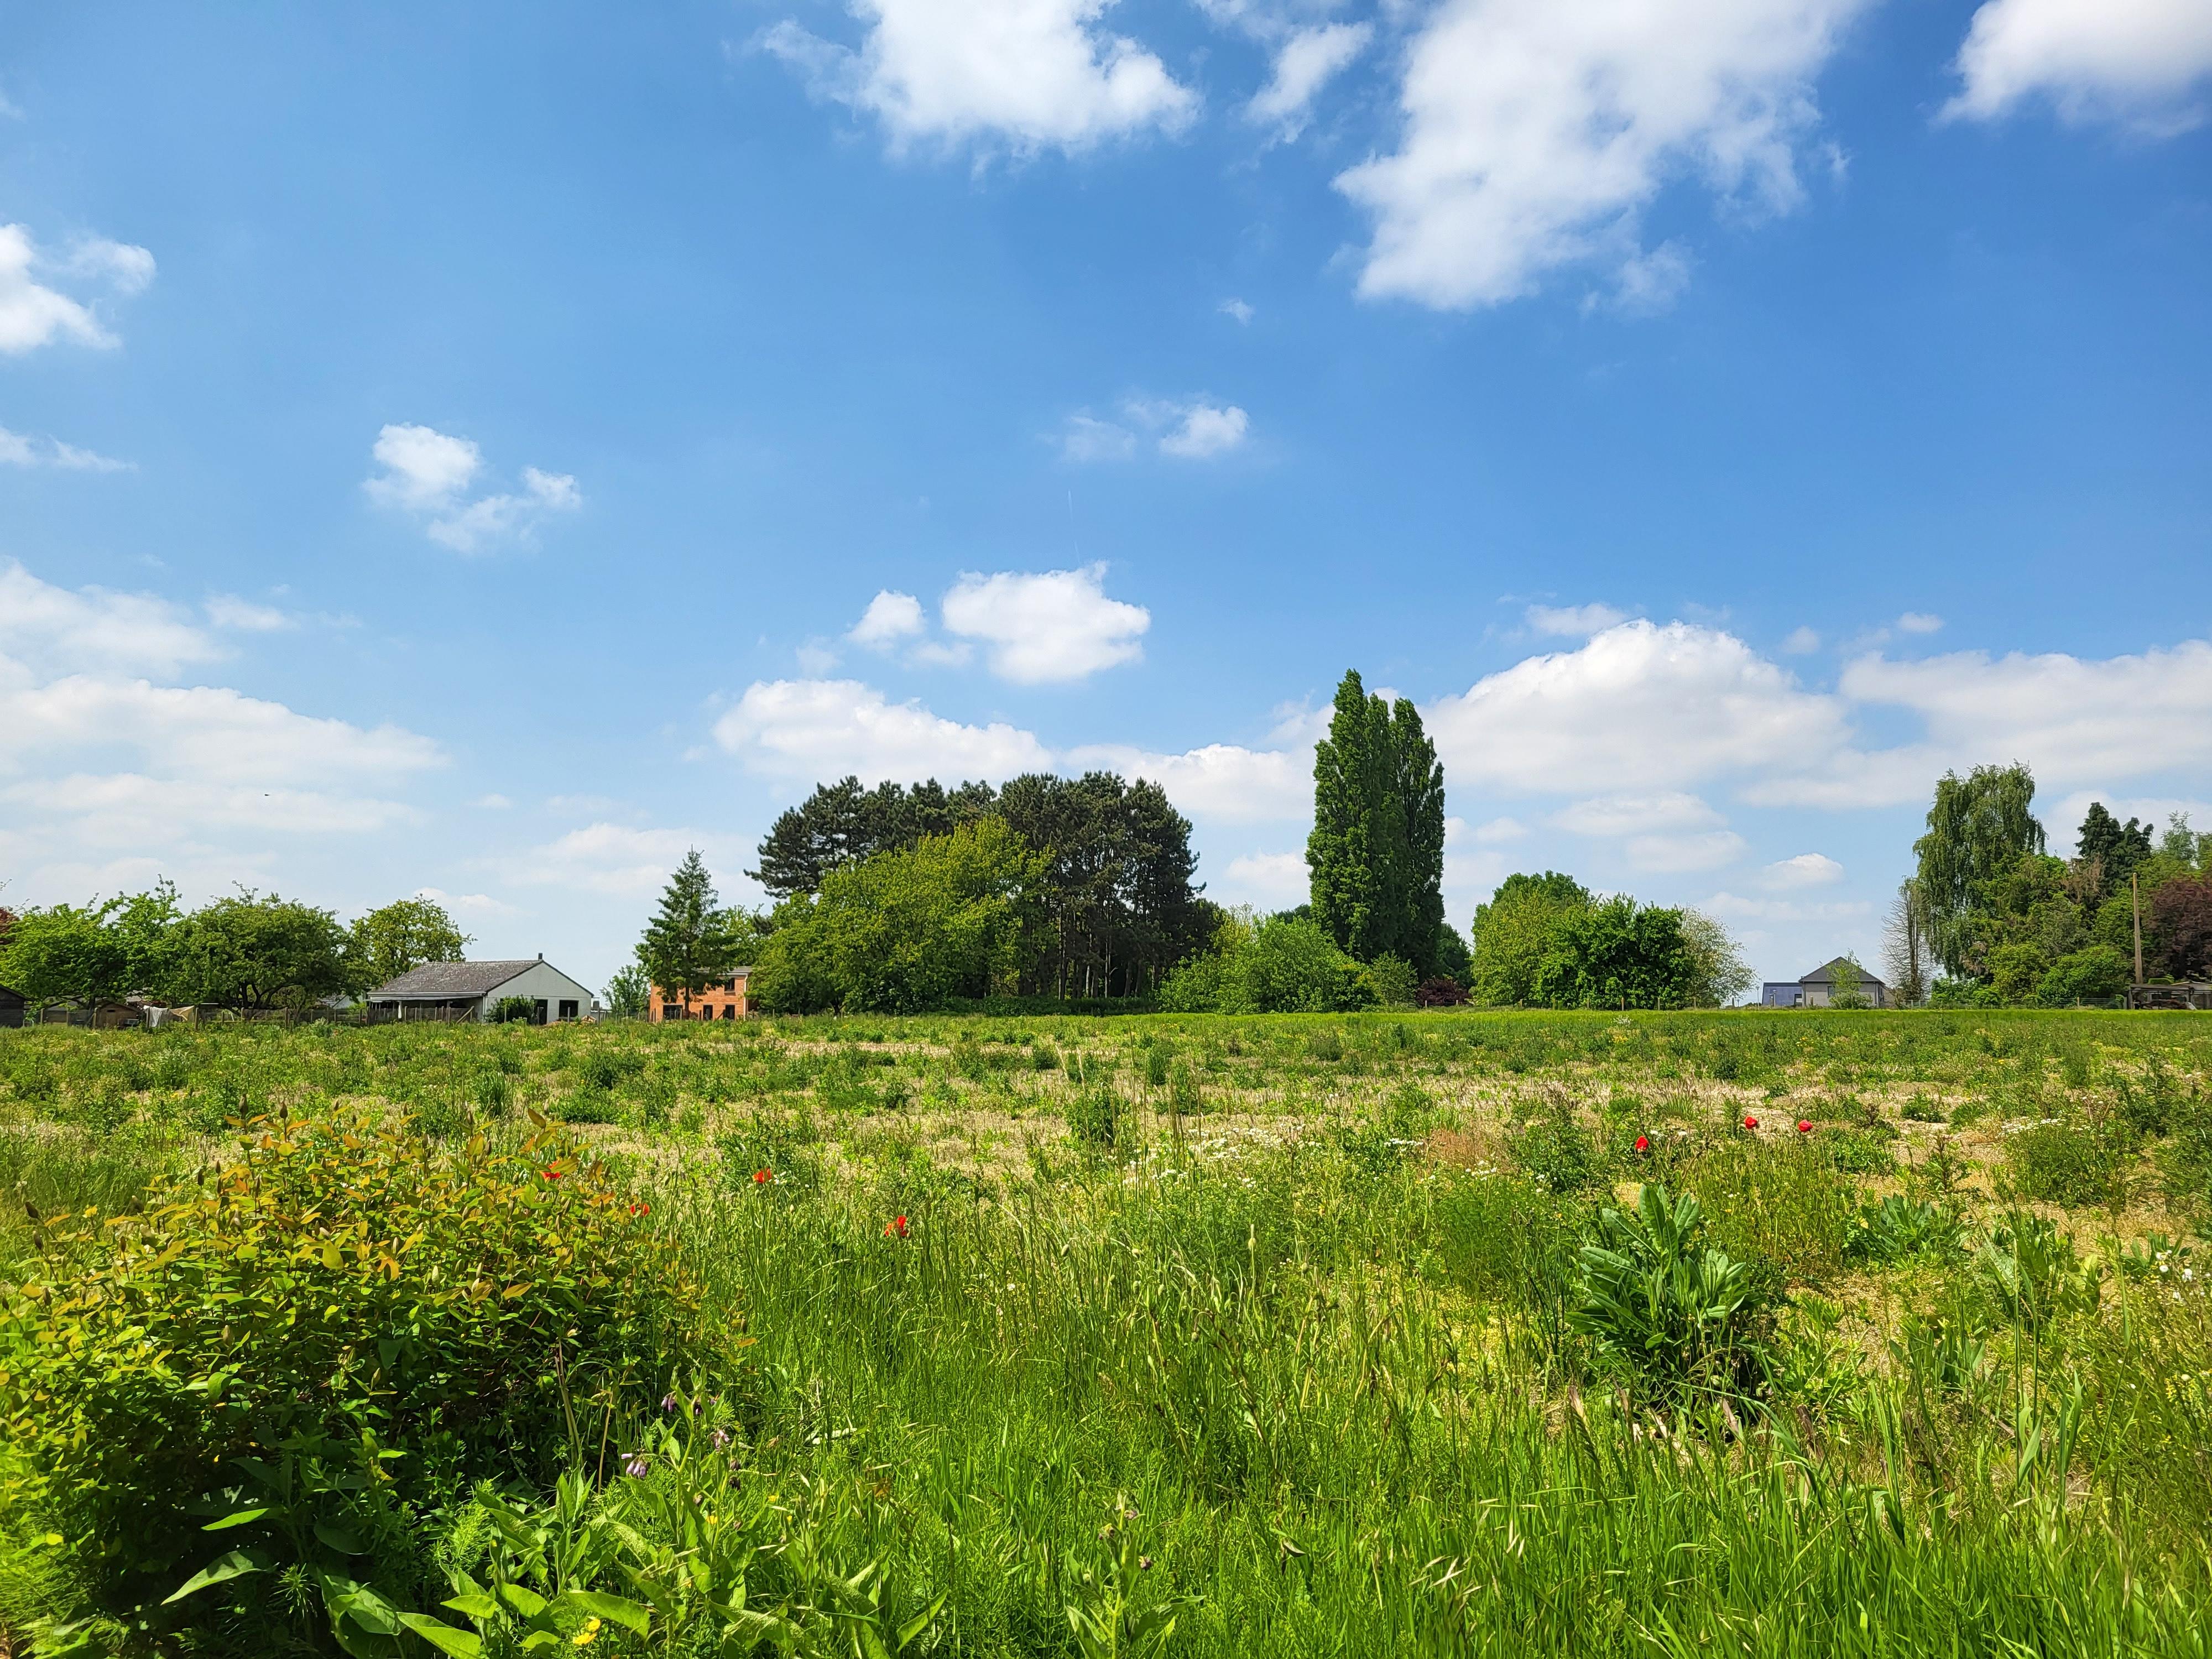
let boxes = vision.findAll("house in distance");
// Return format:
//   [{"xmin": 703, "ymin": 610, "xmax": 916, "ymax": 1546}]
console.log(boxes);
[
  {"xmin": 1761, "ymin": 957, "xmax": 1891, "ymax": 1009},
  {"xmin": 365, "ymin": 956, "xmax": 597, "ymax": 1023},
  {"xmin": 650, "ymin": 970, "xmax": 750, "ymax": 1021}
]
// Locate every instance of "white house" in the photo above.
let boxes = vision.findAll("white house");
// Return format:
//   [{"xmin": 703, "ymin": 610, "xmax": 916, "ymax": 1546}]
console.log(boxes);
[{"xmin": 364, "ymin": 956, "xmax": 596, "ymax": 1023}]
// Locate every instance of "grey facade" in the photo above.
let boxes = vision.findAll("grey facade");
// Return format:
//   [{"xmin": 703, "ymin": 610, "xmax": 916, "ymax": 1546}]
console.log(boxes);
[
  {"xmin": 1762, "ymin": 957, "xmax": 1890, "ymax": 1009},
  {"xmin": 364, "ymin": 957, "xmax": 596, "ymax": 1023},
  {"xmin": 0, "ymin": 983, "xmax": 23, "ymax": 1029}
]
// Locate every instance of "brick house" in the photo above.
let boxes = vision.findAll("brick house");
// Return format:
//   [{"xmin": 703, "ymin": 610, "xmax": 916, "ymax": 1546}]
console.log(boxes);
[{"xmin": 650, "ymin": 969, "xmax": 752, "ymax": 1021}]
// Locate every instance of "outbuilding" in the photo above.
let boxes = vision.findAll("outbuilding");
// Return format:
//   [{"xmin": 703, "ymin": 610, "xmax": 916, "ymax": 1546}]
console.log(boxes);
[
  {"xmin": 0, "ymin": 982, "xmax": 23, "ymax": 1029},
  {"xmin": 1761, "ymin": 957, "xmax": 1890, "ymax": 1009},
  {"xmin": 364, "ymin": 956, "xmax": 596, "ymax": 1024}
]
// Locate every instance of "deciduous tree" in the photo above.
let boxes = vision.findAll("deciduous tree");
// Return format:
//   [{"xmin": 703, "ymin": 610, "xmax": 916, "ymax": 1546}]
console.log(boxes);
[
  {"xmin": 1913, "ymin": 763, "xmax": 2044, "ymax": 978},
  {"xmin": 345, "ymin": 895, "xmax": 471, "ymax": 995}
]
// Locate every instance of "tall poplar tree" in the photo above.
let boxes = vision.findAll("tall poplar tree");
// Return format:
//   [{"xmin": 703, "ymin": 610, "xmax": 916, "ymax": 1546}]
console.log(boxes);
[
  {"xmin": 1306, "ymin": 670, "xmax": 1449, "ymax": 975},
  {"xmin": 639, "ymin": 849, "xmax": 740, "ymax": 1016}
]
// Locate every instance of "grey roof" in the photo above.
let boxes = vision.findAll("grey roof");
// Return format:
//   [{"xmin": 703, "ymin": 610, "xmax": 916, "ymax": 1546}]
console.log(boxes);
[
  {"xmin": 0, "ymin": 983, "xmax": 23, "ymax": 1003},
  {"xmin": 366, "ymin": 959, "xmax": 547, "ymax": 1000},
  {"xmin": 1800, "ymin": 956, "xmax": 1886, "ymax": 987}
]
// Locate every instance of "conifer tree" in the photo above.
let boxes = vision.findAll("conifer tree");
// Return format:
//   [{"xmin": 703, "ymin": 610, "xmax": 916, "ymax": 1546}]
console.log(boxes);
[{"xmin": 639, "ymin": 849, "xmax": 739, "ymax": 1017}]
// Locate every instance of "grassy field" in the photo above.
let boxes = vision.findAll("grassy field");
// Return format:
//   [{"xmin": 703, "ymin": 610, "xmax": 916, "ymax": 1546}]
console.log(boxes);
[{"xmin": 3, "ymin": 1009, "xmax": 2211, "ymax": 1656}]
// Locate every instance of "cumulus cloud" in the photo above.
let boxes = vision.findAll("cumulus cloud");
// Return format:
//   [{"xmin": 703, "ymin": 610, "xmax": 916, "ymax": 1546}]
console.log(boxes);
[
  {"xmin": 1156, "ymin": 401, "xmax": 1250, "ymax": 460},
  {"xmin": 760, "ymin": 0, "xmax": 1198, "ymax": 155},
  {"xmin": 1896, "ymin": 611, "xmax": 1943, "ymax": 634},
  {"xmin": 1473, "ymin": 816, "xmax": 1530, "ymax": 843},
  {"xmin": 1060, "ymin": 413, "xmax": 1140, "ymax": 462},
  {"xmin": 713, "ymin": 678, "xmax": 1055, "ymax": 784},
  {"xmin": 941, "ymin": 565, "xmax": 1150, "ymax": 683},
  {"xmin": 204, "ymin": 596, "xmax": 294, "ymax": 633},
  {"xmin": 1526, "ymin": 602, "xmax": 1630, "ymax": 637},
  {"xmin": 1335, "ymin": 0, "xmax": 1868, "ymax": 309},
  {"xmin": 1625, "ymin": 829, "xmax": 1748, "ymax": 872},
  {"xmin": 0, "ymin": 426, "xmax": 132, "ymax": 471},
  {"xmin": 1781, "ymin": 625, "xmax": 1821, "ymax": 654},
  {"xmin": 1554, "ymin": 791, "xmax": 1724, "ymax": 837},
  {"xmin": 1247, "ymin": 22, "xmax": 1372, "ymax": 138},
  {"xmin": 0, "ymin": 562, "xmax": 443, "ymax": 884},
  {"xmin": 1946, "ymin": 0, "xmax": 2212, "ymax": 131},
  {"xmin": 1065, "ymin": 739, "xmax": 1311, "ymax": 821},
  {"xmin": 364, "ymin": 424, "xmax": 581, "ymax": 553},
  {"xmin": 508, "ymin": 824, "xmax": 746, "ymax": 898},
  {"xmin": 1220, "ymin": 849, "xmax": 1311, "ymax": 907},
  {"xmin": 1762, "ymin": 852, "xmax": 1845, "ymax": 888},
  {"xmin": 1704, "ymin": 891, "xmax": 1870, "ymax": 924},
  {"xmin": 848, "ymin": 590, "xmax": 927, "ymax": 649},
  {"xmin": 1425, "ymin": 620, "xmax": 1850, "ymax": 796},
  {"xmin": 0, "ymin": 223, "xmax": 154, "ymax": 353}
]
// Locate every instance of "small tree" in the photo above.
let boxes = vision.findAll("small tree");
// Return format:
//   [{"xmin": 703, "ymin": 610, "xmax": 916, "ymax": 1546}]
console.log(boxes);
[
  {"xmin": 603, "ymin": 959, "xmax": 650, "ymax": 1019},
  {"xmin": 166, "ymin": 891, "xmax": 350, "ymax": 1013},
  {"xmin": 639, "ymin": 851, "xmax": 742, "ymax": 1018},
  {"xmin": 1881, "ymin": 880, "xmax": 1930, "ymax": 1006},
  {"xmin": 346, "ymin": 896, "xmax": 471, "ymax": 995},
  {"xmin": 1828, "ymin": 954, "xmax": 1870, "ymax": 1010}
]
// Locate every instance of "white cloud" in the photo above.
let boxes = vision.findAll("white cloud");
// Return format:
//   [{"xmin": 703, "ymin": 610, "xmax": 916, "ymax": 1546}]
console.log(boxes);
[
  {"xmin": 1061, "ymin": 412, "xmax": 1139, "ymax": 462},
  {"xmin": 1704, "ymin": 890, "xmax": 1870, "ymax": 924},
  {"xmin": 1781, "ymin": 625, "xmax": 1821, "ymax": 654},
  {"xmin": 1946, "ymin": 0, "xmax": 2212, "ymax": 132},
  {"xmin": 1526, "ymin": 602, "xmax": 1630, "ymax": 637},
  {"xmin": 474, "ymin": 793, "xmax": 515, "ymax": 810},
  {"xmin": 413, "ymin": 886, "xmax": 519, "ymax": 917},
  {"xmin": 1625, "ymin": 829, "xmax": 1748, "ymax": 872},
  {"xmin": 1601, "ymin": 240, "xmax": 1695, "ymax": 315},
  {"xmin": 0, "ymin": 223, "xmax": 154, "ymax": 353},
  {"xmin": 1426, "ymin": 620, "xmax": 1851, "ymax": 796},
  {"xmin": 1247, "ymin": 22, "xmax": 1372, "ymax": 138},
  {"xmin": 204, "ymin": 595, "xmax": 294, "ymax": 632},
  {"xmin": 713, "ymin": 678, "xmax": 1055, "ymax": 784},
  {"xmin": 1554, "ymin": 791, "xmax": 1724, "ymax": 836},
  {"xmin": 0, "ymin": 559, "xmax": 223, "ymax": 678},
  {"xmin": 364, "ymin": 423, "xmax": 481, "ymax": 510},
  {"xmin": 1156, "ymin": 401, "xmax": 1249, "ymax": 459},
  {"xmin": 1334, "ymin": 0, "xmax": 1867, "ymax": 309},
  {"xmin": 1761, "ymin": 852, "xmax": 1844, "ymax": 888},
  {"xmin": 364, "ymin": 424, "xmax": 581, "ymax": 553},
  {"xmin": 1896, "ymin": 611, "xmax": 1943, "ymax": 634},
  {"xmin": 0, "ymin": 427, "xmax": 132, "ymax": 471},
  {"xmin": 1219, "ymin": 298, "xmax": 1254, "ymax": 324},
  {"xmin": 795, "ymin": 640, "xmax": 841, "ymax": 676},
  {"xmin": 940, "ymin": 565, "xmax": 1150, "ymax": 683},
  {"xmin": 1474, "ymin": 815, "xmax": 1530, "ymax": 843},
  {"xmin": 760, "ymin": 0, "xmax": 1198, "ymax": 155},
  {"xmin": 508, "ymin": 823, "xmax": 748, "ymax": 899},
  {"xmin": 0, "ymin": 562, "xmax": 443, "ymax": 880},
  {"xmin": 849, "ymin": 590, "xmax": 928, "ymax": 648},
  {"xmin": 1065, "ymin": 739, "xmax": 1310, "ymax": 821},
  {"xmin": 1220, "ymin": 850, "xmax": 1310, "ymax": 907}
]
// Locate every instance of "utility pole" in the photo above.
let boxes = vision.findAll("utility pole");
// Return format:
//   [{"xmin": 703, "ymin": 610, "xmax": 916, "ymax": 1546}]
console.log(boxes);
[{"xmin": 2132, "ymin": 871, "xmax": 2144, "ymax": 990}]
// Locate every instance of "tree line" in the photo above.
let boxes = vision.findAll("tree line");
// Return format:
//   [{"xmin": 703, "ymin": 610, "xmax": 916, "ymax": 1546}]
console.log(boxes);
[
  {"xmin": 1892, "ymin": 762, "xmax": 2211, "ymax": 1006},
  {"xmin": 0, "ymin": 888, "xmax": 471, "ymax": 1013}
]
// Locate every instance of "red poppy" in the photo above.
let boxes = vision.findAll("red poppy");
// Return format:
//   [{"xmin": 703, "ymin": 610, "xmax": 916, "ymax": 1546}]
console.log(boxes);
[
  {"xmin": 541, "ymin": 1167, "xmax": 563, "ymax": 1181},
  {"xmin": 1633, "ymin": 1135, "xmax": 1650, "ymax": 1153},
  {"xmin": 1796, "ymin": 1119, "xmax": 1813, "ymax": 1135},
  {"xmin": 1741, "ymin": 1115, "xmax": 1760, "ymax": 1131},
  {"xmin": 753, "ymin": 1168, "xmax": 772, "ymax": 1186},
  {"xmin": 885, "ymin": 1214, "xmax": 910, "ymax": 1239}
]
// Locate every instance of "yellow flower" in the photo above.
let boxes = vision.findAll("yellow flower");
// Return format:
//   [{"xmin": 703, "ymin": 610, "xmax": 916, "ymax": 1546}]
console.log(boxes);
[{"xmin": 573, "ymin": 1616, "xmax": 602, "ymax": 1646}]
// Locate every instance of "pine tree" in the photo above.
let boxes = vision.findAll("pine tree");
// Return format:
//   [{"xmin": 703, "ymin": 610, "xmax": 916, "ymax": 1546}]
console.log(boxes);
[{"xmin": 639, "ymin": 849, "xmax": 738, "ymax": 1017}]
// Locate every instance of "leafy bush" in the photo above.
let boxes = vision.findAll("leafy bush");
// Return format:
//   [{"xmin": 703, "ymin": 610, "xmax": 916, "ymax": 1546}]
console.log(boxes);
[
  {"xmin": 1066, "ymin": 1087, "xmax": 1121, "ymax": 1150},
  {"xmin": 1973, "ymin": 1212, "xmax": 2100, "ymax": 1331},
  {"xmin": 1507, "ymin": 1092, "xmax": 1605, "ymax": 1195},
  {"xmin": 0, "ymin": 1110, "xmax": 708, "ymax": 1649},
  {"xmin": 2009, "ymin": 1114, "xmax": 2130, "ymax": 1209},
  {"xmin": 1571, "ymin": 1185, "xmax": 1775, "ymax": 1406},
  {"xmin": 1843, "ymin": 1195, "xmax": 1961, "ymax": 1266},
  {"xmin": 1364, "ymin": 954, "xmax": 1419, "ymax": 1010},
  {"xmin": 2037, "ymin": 946, "xmax": 2129, "ymax": 1008},
  {"xmin": 491, "ymin": 995, "xmax": 537, "ymax": 1024}
]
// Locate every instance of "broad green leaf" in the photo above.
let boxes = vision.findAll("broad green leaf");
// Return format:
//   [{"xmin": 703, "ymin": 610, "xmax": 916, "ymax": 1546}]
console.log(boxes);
[
  {"xmin": 201, "ymin": 1507, "xmax": 269, "ymax": 1531},
  {"xmin": 441, "ymin": 1592, "xmax": 501, "ymax": 1621},
  {"xmin": 396, "ymin": 1614, "xmax": 484, "ymax": 1658},
  {"xmin": 163, "ymin": 1549, "xmax": 266, "ymax": 1604},
  {"xmin": 557, "ymin": 1590, "xmax": 651, "ymax": 1634},
  {"xmin": 314, "ymin": 1521, "xmax": 367, "ymax": 1554},
  {"xmin": 495, "ymin": 1582, "xmax": 551, "ymax": 1619}
]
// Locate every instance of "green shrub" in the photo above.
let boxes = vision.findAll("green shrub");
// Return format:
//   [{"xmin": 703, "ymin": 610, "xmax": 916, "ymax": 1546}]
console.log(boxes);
[
  {"xmin": 1066, "ymin": 1087, "xmax": 1121, "ymax": 1150},
  {"xmin": 1571, "ymin": 1185, "xmax": 1776, "ymax": 1406},
  {"xmin": 2009, "ymin": 1114, "xmax": 2130, "ymax": 1209},
  {"xmin": 1843, "ymin": 1195, "xmax": 1960, "ymax": 1266},
  {"xmin": 1507, "ymin": 1093, "xmax": 1605, "ymax": 1196},
  {"xmin": 2036, "ymin": 946, "xmax": 2129, "ymax": 1008},
  {"xmin": 0, "ymin": 1110, "xmax": 707, "ymax": 1648}
]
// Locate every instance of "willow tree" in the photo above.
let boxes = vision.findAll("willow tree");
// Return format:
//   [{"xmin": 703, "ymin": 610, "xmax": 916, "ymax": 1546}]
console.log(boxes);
[{"xmin": 1912, "ymin": 763, "xmax": 2044, "ymax": 978}]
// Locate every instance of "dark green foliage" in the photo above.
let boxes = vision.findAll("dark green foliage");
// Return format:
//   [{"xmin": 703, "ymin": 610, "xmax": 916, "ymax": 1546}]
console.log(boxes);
[
  {"xmin": 1572, "ymin": 1185, "xmax": 1776, "ymax": 1405},
  {"xmin": 1065, "ymin": 1086, "xmax": 1121, "ymax": 1149},
  {"xmin": 749, "ymin": 774, "xmax": 998, "ymax": 899},
  {"xmin": 1306, "ymin": 670, "xmax": 1447, "ymax": 975},
  {"xmin": 1973, "ymin": 1212, "xmax": 2100, "ymax": 1330},
  {"xmin": 1914, "ymin": 762, "xmax": 2046, "ymax": 979},
  {"xmin": 1469, "ymin": 872, "xmax": 1593, "ymax": 1006},
  {"xmin": 1531, "ymin": 896, "xmax": 1700, "ymax": 1010},
  {"xmin": 2036, "ymin": 945, "xmax": 2128, "ymax": 1006},
  {"xmin": 638, "ymin": 848, "xmax": 747, "ymax": 1016},
  {"xmin": 2074, "ymin": 802, "xmax": 2153, "ymax": 898},
  {"xmin": 343, "ymin": 895, "xmax": 471, "ymax": 997}
]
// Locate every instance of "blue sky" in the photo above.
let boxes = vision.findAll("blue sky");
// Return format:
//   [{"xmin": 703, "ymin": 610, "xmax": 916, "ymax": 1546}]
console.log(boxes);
[{"xmin": 3, "ymin": 0, "xmax": 2208, "ymax": 995}]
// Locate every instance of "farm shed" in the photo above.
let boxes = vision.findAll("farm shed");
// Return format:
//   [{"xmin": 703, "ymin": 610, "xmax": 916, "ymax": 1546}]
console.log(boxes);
[{"xmin": 364, "ymin": 956, "xmax": 596, "ymax": 1024}]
